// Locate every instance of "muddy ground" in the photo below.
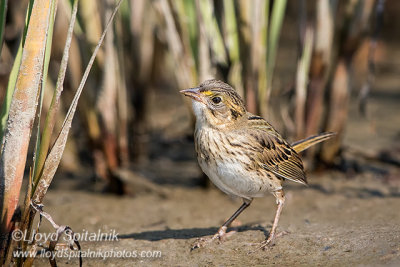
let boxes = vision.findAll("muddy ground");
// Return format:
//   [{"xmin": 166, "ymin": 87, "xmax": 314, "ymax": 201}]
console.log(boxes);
[{"xmin": 36, "ymin": 173, "xmax": 400, "ymax": 266}]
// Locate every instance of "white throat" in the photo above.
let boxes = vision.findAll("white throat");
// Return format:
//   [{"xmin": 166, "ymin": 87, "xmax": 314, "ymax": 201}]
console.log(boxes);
[{"xmin": 192, "ymin": 100, "xmax": 207, "ymax": 125}]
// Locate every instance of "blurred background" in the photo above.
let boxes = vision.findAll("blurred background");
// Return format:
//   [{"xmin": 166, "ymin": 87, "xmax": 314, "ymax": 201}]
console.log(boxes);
[
  {"xmin": 2, "ymin": 0, "xmax": 398, "ymax": 193},
  {"xmin": 0, "ymin": 0, "xmax": 400, "ymax": 265}
]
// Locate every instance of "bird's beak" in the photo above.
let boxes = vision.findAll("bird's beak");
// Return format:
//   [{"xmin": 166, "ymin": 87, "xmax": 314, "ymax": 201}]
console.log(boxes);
[{"xmin": 179, "ymin": 87, "xmax": 203, "ymax": 103}]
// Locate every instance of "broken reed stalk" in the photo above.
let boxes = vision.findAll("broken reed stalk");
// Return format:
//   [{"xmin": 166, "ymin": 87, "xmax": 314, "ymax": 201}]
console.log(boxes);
[
  {"xmin": 30, "ymin": 202, "xmax": 82, "ymax": 267},
  {"xmin": 0, "ymin": 0, "xmax": 53, "ymax": 238},
  {"xmin": 1, "ymin": 0, "xmax": 123, "ymax": 265},
  {"xmin": 4, "ymin": 1, "xmax": 78, "ymax": 265}
]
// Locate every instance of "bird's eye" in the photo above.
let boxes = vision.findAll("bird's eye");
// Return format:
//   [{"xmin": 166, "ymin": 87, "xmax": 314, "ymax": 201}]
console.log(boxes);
[{"xmin": 212, "ymin": 96, "xmax": 221, "ymax": 104}]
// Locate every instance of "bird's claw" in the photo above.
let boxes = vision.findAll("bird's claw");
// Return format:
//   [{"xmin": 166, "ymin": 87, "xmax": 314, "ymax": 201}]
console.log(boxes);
[
  {"xmin": 191, "ymin": 237, "xmax": 208, "ymax": 251},
  {"xmin": 190, "ymin": 226, "xmax": 228, "ymax": 251},
  {"xmin": 248, "ymin": 231, "xmax": 289, "ymax": 254},
  {"xmin": 247, "ymin": 235, "xmax": 275, "ymax": 254},
  {"xmin": 259, "ymin": 230, "xmax": 289, "ymax": 250},
  {"xmin": 259, "ymin": 236, "xmax": 275, "ymax": 249}
]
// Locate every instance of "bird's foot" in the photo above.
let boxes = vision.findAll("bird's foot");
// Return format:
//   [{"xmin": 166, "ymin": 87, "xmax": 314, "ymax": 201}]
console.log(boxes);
[
  {"xmin": 259, "ymin": 230, "xmax": 289, "ymax": 250},
  {"xmin": 259, "ymin": 234, "xmax": 275, "ymax": 249},
  {"xmin": 190, "ymin": 226, "xmax": 228, "ymax": 251},
  {"xmin": 248, "ymin": 231, "xmax": 289, "ymax": 254}
]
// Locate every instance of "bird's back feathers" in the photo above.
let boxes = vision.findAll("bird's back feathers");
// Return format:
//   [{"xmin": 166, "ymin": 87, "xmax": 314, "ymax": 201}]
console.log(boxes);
[{"xmin": 243, "ymin": 113, "xmax": 308, "ymax": 185}]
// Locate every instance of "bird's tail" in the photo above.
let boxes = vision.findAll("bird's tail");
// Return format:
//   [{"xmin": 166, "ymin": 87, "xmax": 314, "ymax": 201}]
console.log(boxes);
[{"xmin": 291, "ymin": 132, "xmax": 336, "ymax": 153}]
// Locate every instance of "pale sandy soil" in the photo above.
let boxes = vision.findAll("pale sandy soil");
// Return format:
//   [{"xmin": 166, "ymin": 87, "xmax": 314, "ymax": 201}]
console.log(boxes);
[{"xmin": 35, "ymin": 171, "xmax": 400, "ymax": 266}]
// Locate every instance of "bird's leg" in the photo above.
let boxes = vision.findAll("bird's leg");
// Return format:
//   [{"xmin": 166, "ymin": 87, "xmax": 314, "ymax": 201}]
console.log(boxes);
[
  {"xmin": 260, "ymin": 189, "xmax": 285, "ymax": 249},
  {"xmin": 211, "ymin": 198, "xmax": 252, "ymax": 241},
  {"xmin": 191, "ymin": 198, "xmax": 252, "ymax": 250}
]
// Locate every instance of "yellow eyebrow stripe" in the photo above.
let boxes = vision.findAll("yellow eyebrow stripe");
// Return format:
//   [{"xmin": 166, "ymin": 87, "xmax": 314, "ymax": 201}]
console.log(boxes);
[{"xmin": 202, "ymin": 90, "xmax": 214, "ymax": 96}]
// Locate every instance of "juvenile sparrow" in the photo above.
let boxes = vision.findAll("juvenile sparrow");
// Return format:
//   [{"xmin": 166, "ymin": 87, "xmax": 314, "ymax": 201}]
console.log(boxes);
[{"xmin": 180, "ymin": 79, "xmax": 334, "ymax": 250}]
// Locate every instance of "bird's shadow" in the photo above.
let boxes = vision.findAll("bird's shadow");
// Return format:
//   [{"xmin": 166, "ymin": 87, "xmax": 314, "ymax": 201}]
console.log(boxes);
[{"xmin": 119, "ymin": 224, "xmax": 268, "ymax": 241}]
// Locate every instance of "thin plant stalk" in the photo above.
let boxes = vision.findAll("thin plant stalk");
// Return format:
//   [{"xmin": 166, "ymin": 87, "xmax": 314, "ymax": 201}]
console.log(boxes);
[
  {"xmin": 223, "ymin": 0, "xmax": 239, "ymax": 63},
  {"xmin": 252, "ymin": 0, "xmax": 268, "ymax": 116},
  {"xmin": 32, "ymin": 0, "xmax": 58, "ymax": 187},
  {"xmin": 0, "ymin": 0, "xmax": 53, "ymax": 236},
  {"xmin": 266, "ymin": 0, "xmax": 287, "ymax": 88},
  {"xmin": 195, "ymin": 0, "xmax": 213, "ymax": 80},
  {"xmin": 32, "ymin": 0, "xmax": 123, "ymax": 204},
  {"xmin": 304, "ymin": 0, "xmax": 335, "ymax": 164},
  {"xmin": 31, "ymin": 0, "xmax": 77, "ymax": 191},
  {"xmin": 197, "ymin": 0, "xmax": 227, "ymax": 66},
  {"xmin": 0, "ymin": 0, "xmax": 7, "ymax": 53},
  {"xmin": 295, "ymin": 27, "xmax": 313, "ymax": 139},
  {"xmin": 223, "ymin": 0, "xmax": 242, "ymax": 95},
  {"xmin": 96, "ymin": 0, "xmax": 119, "ymax": 173},
  {"xmin": 236, "ymin": 0, "xmax": 255, "ymax": 113},
  {"xmin": 263, "ymin": 0, "xmax": 286, "ymax": 112},
  {"xmin": 156, "ymin": 0, "xmax": 195, "ymax": 88},
  {"xmin": 321, "ymin": 60, "xmax": 348, "ymax": 162},
  {"xmin": 0, "ymin": 0, "xmax": 35, "ymax": 142}
]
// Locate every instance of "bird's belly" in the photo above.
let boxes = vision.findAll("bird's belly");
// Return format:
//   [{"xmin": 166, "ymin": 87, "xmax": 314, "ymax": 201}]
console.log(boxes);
[
  {"xmin": 195, "ymin": 126, "xmax": 282, "ymax": 199},
  {"xmin": 199, "ymin": 158, "xmax": 277, "ymax": 199}
]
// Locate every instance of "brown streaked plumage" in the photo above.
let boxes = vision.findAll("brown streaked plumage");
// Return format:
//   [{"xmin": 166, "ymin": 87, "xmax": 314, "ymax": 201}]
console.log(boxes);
[{"xmin": 180, "ymin": 79, "xmax": 334, "ymax": 250}]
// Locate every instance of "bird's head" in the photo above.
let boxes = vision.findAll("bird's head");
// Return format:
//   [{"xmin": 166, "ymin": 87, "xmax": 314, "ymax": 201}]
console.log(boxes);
[{"xmin": 180, "ymin": 79, "xmax": 246, "ymax": 128}]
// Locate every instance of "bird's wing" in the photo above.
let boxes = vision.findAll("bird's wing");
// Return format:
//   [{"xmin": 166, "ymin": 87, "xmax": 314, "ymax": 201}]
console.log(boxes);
[{"xmin": 235, "ymin": 114, "xmax": 307, "ymax": 185}]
